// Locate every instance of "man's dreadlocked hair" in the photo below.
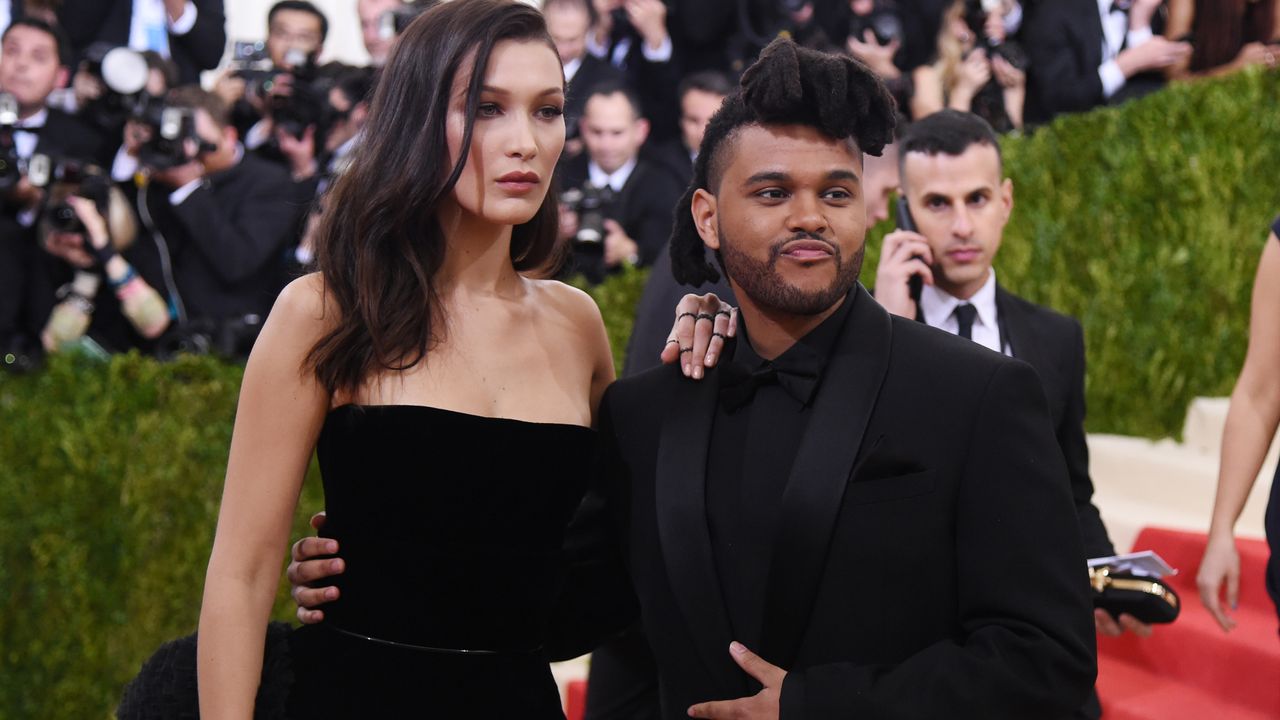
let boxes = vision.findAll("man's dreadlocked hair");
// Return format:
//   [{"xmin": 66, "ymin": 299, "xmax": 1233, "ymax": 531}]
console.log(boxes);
[{"xmin": 670, "ymin": 38, "xmax": 898, "ymax": 287}]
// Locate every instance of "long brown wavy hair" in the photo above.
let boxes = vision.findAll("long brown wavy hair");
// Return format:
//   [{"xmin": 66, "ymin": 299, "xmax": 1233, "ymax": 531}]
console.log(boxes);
[
  {"xmin": 305, "ymin": 0, "xmax": 563, "ymax": 395},
  {"xmin": 1191, "ymin": 0, "xmax": 1276, "ymax": 72}
]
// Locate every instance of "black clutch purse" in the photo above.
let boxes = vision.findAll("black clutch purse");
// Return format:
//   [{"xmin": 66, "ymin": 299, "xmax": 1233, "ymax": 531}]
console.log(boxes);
[{"xmin": 1089, "ymin": 565, "xmax": 1181, "ymax": 624}]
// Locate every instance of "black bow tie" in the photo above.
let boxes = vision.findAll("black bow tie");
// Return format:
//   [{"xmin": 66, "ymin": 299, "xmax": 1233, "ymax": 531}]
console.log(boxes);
[
  {"xmin": 719, "ymin": 359, "xmax": 819, "ymax": 412},
  {"xmin": 11, "ymin": 124, "xmax": 41, "ymax": 134}
]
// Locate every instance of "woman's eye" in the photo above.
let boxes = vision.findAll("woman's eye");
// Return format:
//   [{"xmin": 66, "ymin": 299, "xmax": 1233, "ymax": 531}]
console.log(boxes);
[
  {"xmin": 478, "ymin": 103, "xmax": 501, "ymax": 117},
  {"xmin": 537, "ymin": 105, "xmax": 565, "ymax": 120}
]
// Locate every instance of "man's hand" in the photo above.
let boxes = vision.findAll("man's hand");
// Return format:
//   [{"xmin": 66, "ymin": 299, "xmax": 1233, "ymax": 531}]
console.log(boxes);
[
  {"xmin": 5, "ymin": 177, "xmax": 45, "ymax": 213},
  {"xmin": 43, "ymin": 196, "xmax": 113, "ymax": 270},
  {"xmin": 287, "ymin": 511, "xmax": 346, "ymax": 624},
  {"xmin": 874, "ymin": 229, "xmax": 934, "ymax": 319},
  {"xmin": 954, "ymin": 49, "xmax": 993, "ymax": 98},
  {"xmin": 626, "ymin": 0, "xmax": 669, "ymax": 52},
  {"xmin": 687, "ymin": 642, "xmax": 785, "ymax": 719},
  {"xmin": 847, "ymin": 30, "xmax": 902, "ymax": 80},
  {"xmin": 603, "ymin": 218, "xmax": 639, "ymax": 268},
  {"xmin": 1094, "ymin": 608, "xmax": 1153, "ymax": 638},
  {"xmin": 277, "ymin": 125, "xmax": 318, "ymax": 181},
  {"xmin": 991, "ymin": 54, "xmax": 1025, "ymax": 89},
  {"xmin": 659, "ymin": 293, "xmax": 738, "ymax": 379},
  {"xmin": 123, "ymin": 120, "xmax": 154, "ymax": 157},
  {"xmin": 72, "ymin": 68, "xmax": 105, "ymax": 108},
  {"xmin": 213, "ymin": 69, "xmax": 248, "ymax": 108},
  {"xmin": 558, "ymin": 206, "xmax": 580, "ymax": 243},
  {"xmin": 1117, "ymin": 37, "xmax": 1192, "ymax": 77}
]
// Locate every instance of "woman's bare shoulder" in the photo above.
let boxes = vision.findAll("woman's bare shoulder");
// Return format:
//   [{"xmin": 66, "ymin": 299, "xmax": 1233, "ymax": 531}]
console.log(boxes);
[
  {"xmin": 261, "ymin": 273, "xmax": 342, "ymax": 352},
  {"xmin": 527, "ymin": 278, "xmax": 604, "ymax": 327}
]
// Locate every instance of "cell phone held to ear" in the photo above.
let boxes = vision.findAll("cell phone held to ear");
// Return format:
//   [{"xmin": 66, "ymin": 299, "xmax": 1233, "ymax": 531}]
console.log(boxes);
[{"xmin": 896, "ymin": 196, "xmax": 923, "ymax": 305}]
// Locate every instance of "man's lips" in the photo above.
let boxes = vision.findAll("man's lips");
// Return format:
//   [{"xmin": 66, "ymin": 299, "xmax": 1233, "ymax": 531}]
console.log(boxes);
[
  {"xmin": 948, "ymin": 247, "xmax": 982, "ymax": 262},
  {"xmin": 779, "ymin": 239, "xmax": 834, "ymax": 261}
]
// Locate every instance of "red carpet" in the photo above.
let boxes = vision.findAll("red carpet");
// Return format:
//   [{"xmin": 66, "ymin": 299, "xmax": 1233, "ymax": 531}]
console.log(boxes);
[{"xmin": 1096, "ymin": 527, "xmax": 1280, "ymax": 719}]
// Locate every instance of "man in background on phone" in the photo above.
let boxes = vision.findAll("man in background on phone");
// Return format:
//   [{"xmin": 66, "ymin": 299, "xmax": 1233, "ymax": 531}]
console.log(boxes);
[{"xmin": 873, "ymin": 109, "xmax": 1143, "ymax": 719}]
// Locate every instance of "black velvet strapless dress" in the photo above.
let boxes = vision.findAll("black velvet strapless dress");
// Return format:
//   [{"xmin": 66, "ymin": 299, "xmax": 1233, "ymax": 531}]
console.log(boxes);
[{"xmin": 119, "ymin": 404, "xmax": 596, "ymax": 719}]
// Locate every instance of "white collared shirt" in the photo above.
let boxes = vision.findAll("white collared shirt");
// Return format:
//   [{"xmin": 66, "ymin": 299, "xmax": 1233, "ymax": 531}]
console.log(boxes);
[
  {"xmin": 1096, "ymin": 0, "xmax": 1154, "ymax": 98},
  {"xmin": 585, "ymin": 31, "xmax": 672, "ymax": 68},
  {"xmin": 587, "ymin": 156, "xmax": 637, "ymax": 193},
  {"xmin": 12, "ymin": 107, "xmax": 47, "ymax": 160},
  {"xmin": 564, "ymin": 55, "xmax": 583, "ymax": 83},
  {"xmin": 919, "ymin": 270, "xmax": 1010, "ymax": 356},
  {"xmin": 0, "ymin": 4, "xmax": 11, "ymax": 39},
  {"xmin": 130, "ymin": 0, "xmax": 199, "ymax": 57}
]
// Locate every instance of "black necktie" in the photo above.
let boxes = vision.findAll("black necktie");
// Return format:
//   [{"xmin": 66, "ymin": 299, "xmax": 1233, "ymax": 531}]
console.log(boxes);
[
  {"xmin": 954, "ymin": 304, "xmax": 978, "ymax": 340},
  {"xmin": 719, "ymin": 361, "xmax": 819, "ymax": 412}
]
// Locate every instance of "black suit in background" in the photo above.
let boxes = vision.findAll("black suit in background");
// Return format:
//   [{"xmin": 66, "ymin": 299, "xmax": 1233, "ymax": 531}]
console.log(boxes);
[
  {"xmin": 0, "ymin": 110, "xmax": 112, "ymax": 351},
  {"xmin": 1023, "ymin": 0, "xmax": 1165, "ymax": 126},
  {"xmin": 557, "ymin": 154, "xmax": 683, "ymax": 284},
  {"xmin": 57, "ymin": 0, "xmax": 227, "ymax": 86},
  {"xmin": 140, "ymin": 152, "xmax": 298, "ymax": 326},
  {"xmin": 554, "ymin": 285, "xmax": 1097, "ymax": 719},
  {"xmin": 995, "ymin": 285, "xmax": 1115, "ymax": 560},
  {"xmin": 565, "ymin": 54, "xmax": 626, "ymax": 146}
]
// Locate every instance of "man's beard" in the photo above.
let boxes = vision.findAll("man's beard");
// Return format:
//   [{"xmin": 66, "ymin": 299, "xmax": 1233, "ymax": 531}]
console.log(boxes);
[{"xmin": 718, "ymin": 228, "xmax": 863, "ymax": 315}]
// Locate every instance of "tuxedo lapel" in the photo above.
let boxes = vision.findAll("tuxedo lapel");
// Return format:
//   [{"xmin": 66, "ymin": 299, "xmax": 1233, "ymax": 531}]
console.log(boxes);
[
  {"xmin": 758, "ymin": 286, "xmax": 893, "ymax": 668},
  {"xmin": 655, "ymin": 367, "xmax": 740, "ymax": 694},
  {"xmin": 995, "ymin": 285, "xmax": 1046, "ymax": 372}
]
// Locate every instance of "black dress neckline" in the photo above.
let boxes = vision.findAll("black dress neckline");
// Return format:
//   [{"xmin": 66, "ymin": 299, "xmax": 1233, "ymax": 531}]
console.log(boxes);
[{"xmin": 326, "ymin": 403, "xmax": 596, "ymax": 433}]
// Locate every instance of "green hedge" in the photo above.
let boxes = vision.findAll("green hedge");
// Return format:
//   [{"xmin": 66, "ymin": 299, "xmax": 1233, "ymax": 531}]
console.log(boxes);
[{"xmin": 2, "ymin": 69, "xmax": 1278, "ymax": 717}]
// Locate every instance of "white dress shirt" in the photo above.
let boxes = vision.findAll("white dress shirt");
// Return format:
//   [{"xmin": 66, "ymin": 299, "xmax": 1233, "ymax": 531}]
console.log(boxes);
[
  {"xmin": 12, "ymin": 108, "xmax": 47, "ymax": 227},
  {"xmin": 130, "ymin": 0, "xmax": 199, "ymax": 58},
  {"xmin": 919, "ymin": 270, "xmax": 1010, "ymax": 356},
  {"xmin": 587, "ymin": 156, "xmax": 637, "ymax": 193},
  {"xmin": 564, "ymin": 55, "xmax": 583, "ymax": 83},
  {"xmin": 1096, "ymin": 0, "xmax": 1154, "ymax": 98},
  {"xmin": 0, "ymin": 3, "xmax": 11, "ymax": 39}
]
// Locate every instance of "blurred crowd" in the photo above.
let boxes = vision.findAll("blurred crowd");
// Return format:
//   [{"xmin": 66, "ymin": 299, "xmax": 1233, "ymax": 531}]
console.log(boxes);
[{"xmin": 0, "ymin": 0, "xmax": 1275, "ymax": 369}]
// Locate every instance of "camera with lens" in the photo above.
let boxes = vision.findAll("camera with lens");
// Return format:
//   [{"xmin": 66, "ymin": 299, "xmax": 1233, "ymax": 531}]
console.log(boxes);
[
  {"xmin": 379, "ymin": 0, "xmax": 436, "ymax": 41},
  {"xmin": 78, "ymin": 43, "xmax": 157, "ymax": 130},
  {"xmin": 963, "ymin": 0, "xmax": 1027, "ymax": 69},
  {"xmin": 0, "ymin": 92, "xmax": 22, "ymax": 194},
  {"xmin": 132, "ymin": 102, "xmax": 217, "ymax": 171},
  {"xmin": 155, "ymin": 314, "xmax": 264, "ymax": 361},
  {"xmin": 560, "ymin": 183, "xmax": 615, "ymax": 248},
  {"xmin": 849, "ymin": 1, "xmax": 904, "ymax": 46},
  {"xmin": 270, "ymin": 49, "xmax": 334, "ymax": 142}
]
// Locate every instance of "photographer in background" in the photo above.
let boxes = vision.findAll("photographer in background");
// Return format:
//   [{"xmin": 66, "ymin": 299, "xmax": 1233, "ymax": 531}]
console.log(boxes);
[
  {"xmin": 0, "ymin": 18, "xmax": 109, "ymax": 367},
  {"xmin": 546, "ymin": 0, "xmax": 624, "ymax": 161},
  {"xmin": 33, "ymin": 182, "xmax": 171, "ymax": 354},
  {"xmin": 134, "ymin": 86, "xmax": 298, "ymax": 359},
  {"xmin": 214, "ymin": 0, "xmax": 327, "ymax": 156},
  {"xmin": 57, "ymin": 0, "xmax": 225, "ymax": 86},
  {"xmin": 911, "ymin": 0, "xmax": 1026, "ymax": 130},
  {"xmin": 557, "ymin": 81, "xmax": 682, "ymax": 284},
  {"xmin": 586, "ymin": 0, "xmax": 681, "ymax": 144},
  {"xmin": 358, "ymin": 0, "xmax": 435, "ymax": 67},
  {"xmin": 649, "ymin": 70, "xmax": 729, "ymax": 188}
]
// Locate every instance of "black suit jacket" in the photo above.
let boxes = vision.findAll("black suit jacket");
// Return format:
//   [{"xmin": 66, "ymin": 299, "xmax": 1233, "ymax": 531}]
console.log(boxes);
[
  {"xmin": 996, "ymin": 286, "xmax": 1115, "ymax": 559},
  {"xmin": 555, "ymin": 286, "xmax": 1097, "ymax": 719},
  {"xmin": 58, "ymin": 0, "xmax": 227, "ymax": 86},
  {"xmin": 143, "ymin": 153, "xmax": 298, "ymax": 322},
  {"xmin": 565, "ymin": 55, "xmax": 626, "ymax": 143},
  {"xmin": 1024, "ymin": 0, "xmax": 1165, "ymax": 125}
]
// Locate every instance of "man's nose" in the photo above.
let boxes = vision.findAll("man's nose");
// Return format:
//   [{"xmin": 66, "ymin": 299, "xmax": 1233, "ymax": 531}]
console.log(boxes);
[{"xmin": 787, "ymin": 193, "xmax": 828, "ymax": 234}]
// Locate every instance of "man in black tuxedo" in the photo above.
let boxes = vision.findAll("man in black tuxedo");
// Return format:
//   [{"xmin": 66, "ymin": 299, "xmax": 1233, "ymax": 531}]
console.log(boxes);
[
  {"xmin": 57, "ymin": 0, "xmax": 225, "ymax": 86},
  {"xmin": 544, "ymin": 0, "xmax": 625, "ymax": 162},
  {"xmin": 873, "ymin": 109, "xmax": 1147, "ymax": 718},
  {"xmin": 585, "ymin": 0, "xmax": 681, "ymax": 144},
  {"xmin": 135, "ymin": 86, "xmax": 299, "ymax": 357},
  {"xmin": 558, "ymin": 81, "xmax": 683, "ymax": 284},
  {"xmin": 292, "ymin": 39, "xmax": 1096, "ymax": 718},
  {"xmin": 1023, "ymin": 0, "xmax": 1189, "ymax": 125},
  {"xmin": 0, "ymin": 18, "xmax": 110, "ymax": 361}
]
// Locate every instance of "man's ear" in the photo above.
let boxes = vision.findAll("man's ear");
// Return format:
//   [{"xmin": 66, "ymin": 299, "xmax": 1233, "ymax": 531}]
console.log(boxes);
[
  {"xmin": 635, "ymin": 118, "xmax": 650, "ymax": 146},
  {"xmin": 1000, "ymin": 177, "xmax": 1014, "ymax": 221},
  {"xmin": 55, "ymin": 66, "xmax": 70, "ymax": 90},
  {"xmin": 691, "ymin": 188, "xmax": 719, "ymax": 250}
]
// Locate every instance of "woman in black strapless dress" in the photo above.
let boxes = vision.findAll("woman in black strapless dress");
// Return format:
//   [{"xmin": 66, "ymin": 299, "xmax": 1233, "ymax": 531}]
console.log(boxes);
[
  {"xmin": 119, "ymin": 1, "xmax": 731, "ymax": 717},
  {"xmin": 1198, "ymin": 215, "xmax": 1280, "ymax": 634}
]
